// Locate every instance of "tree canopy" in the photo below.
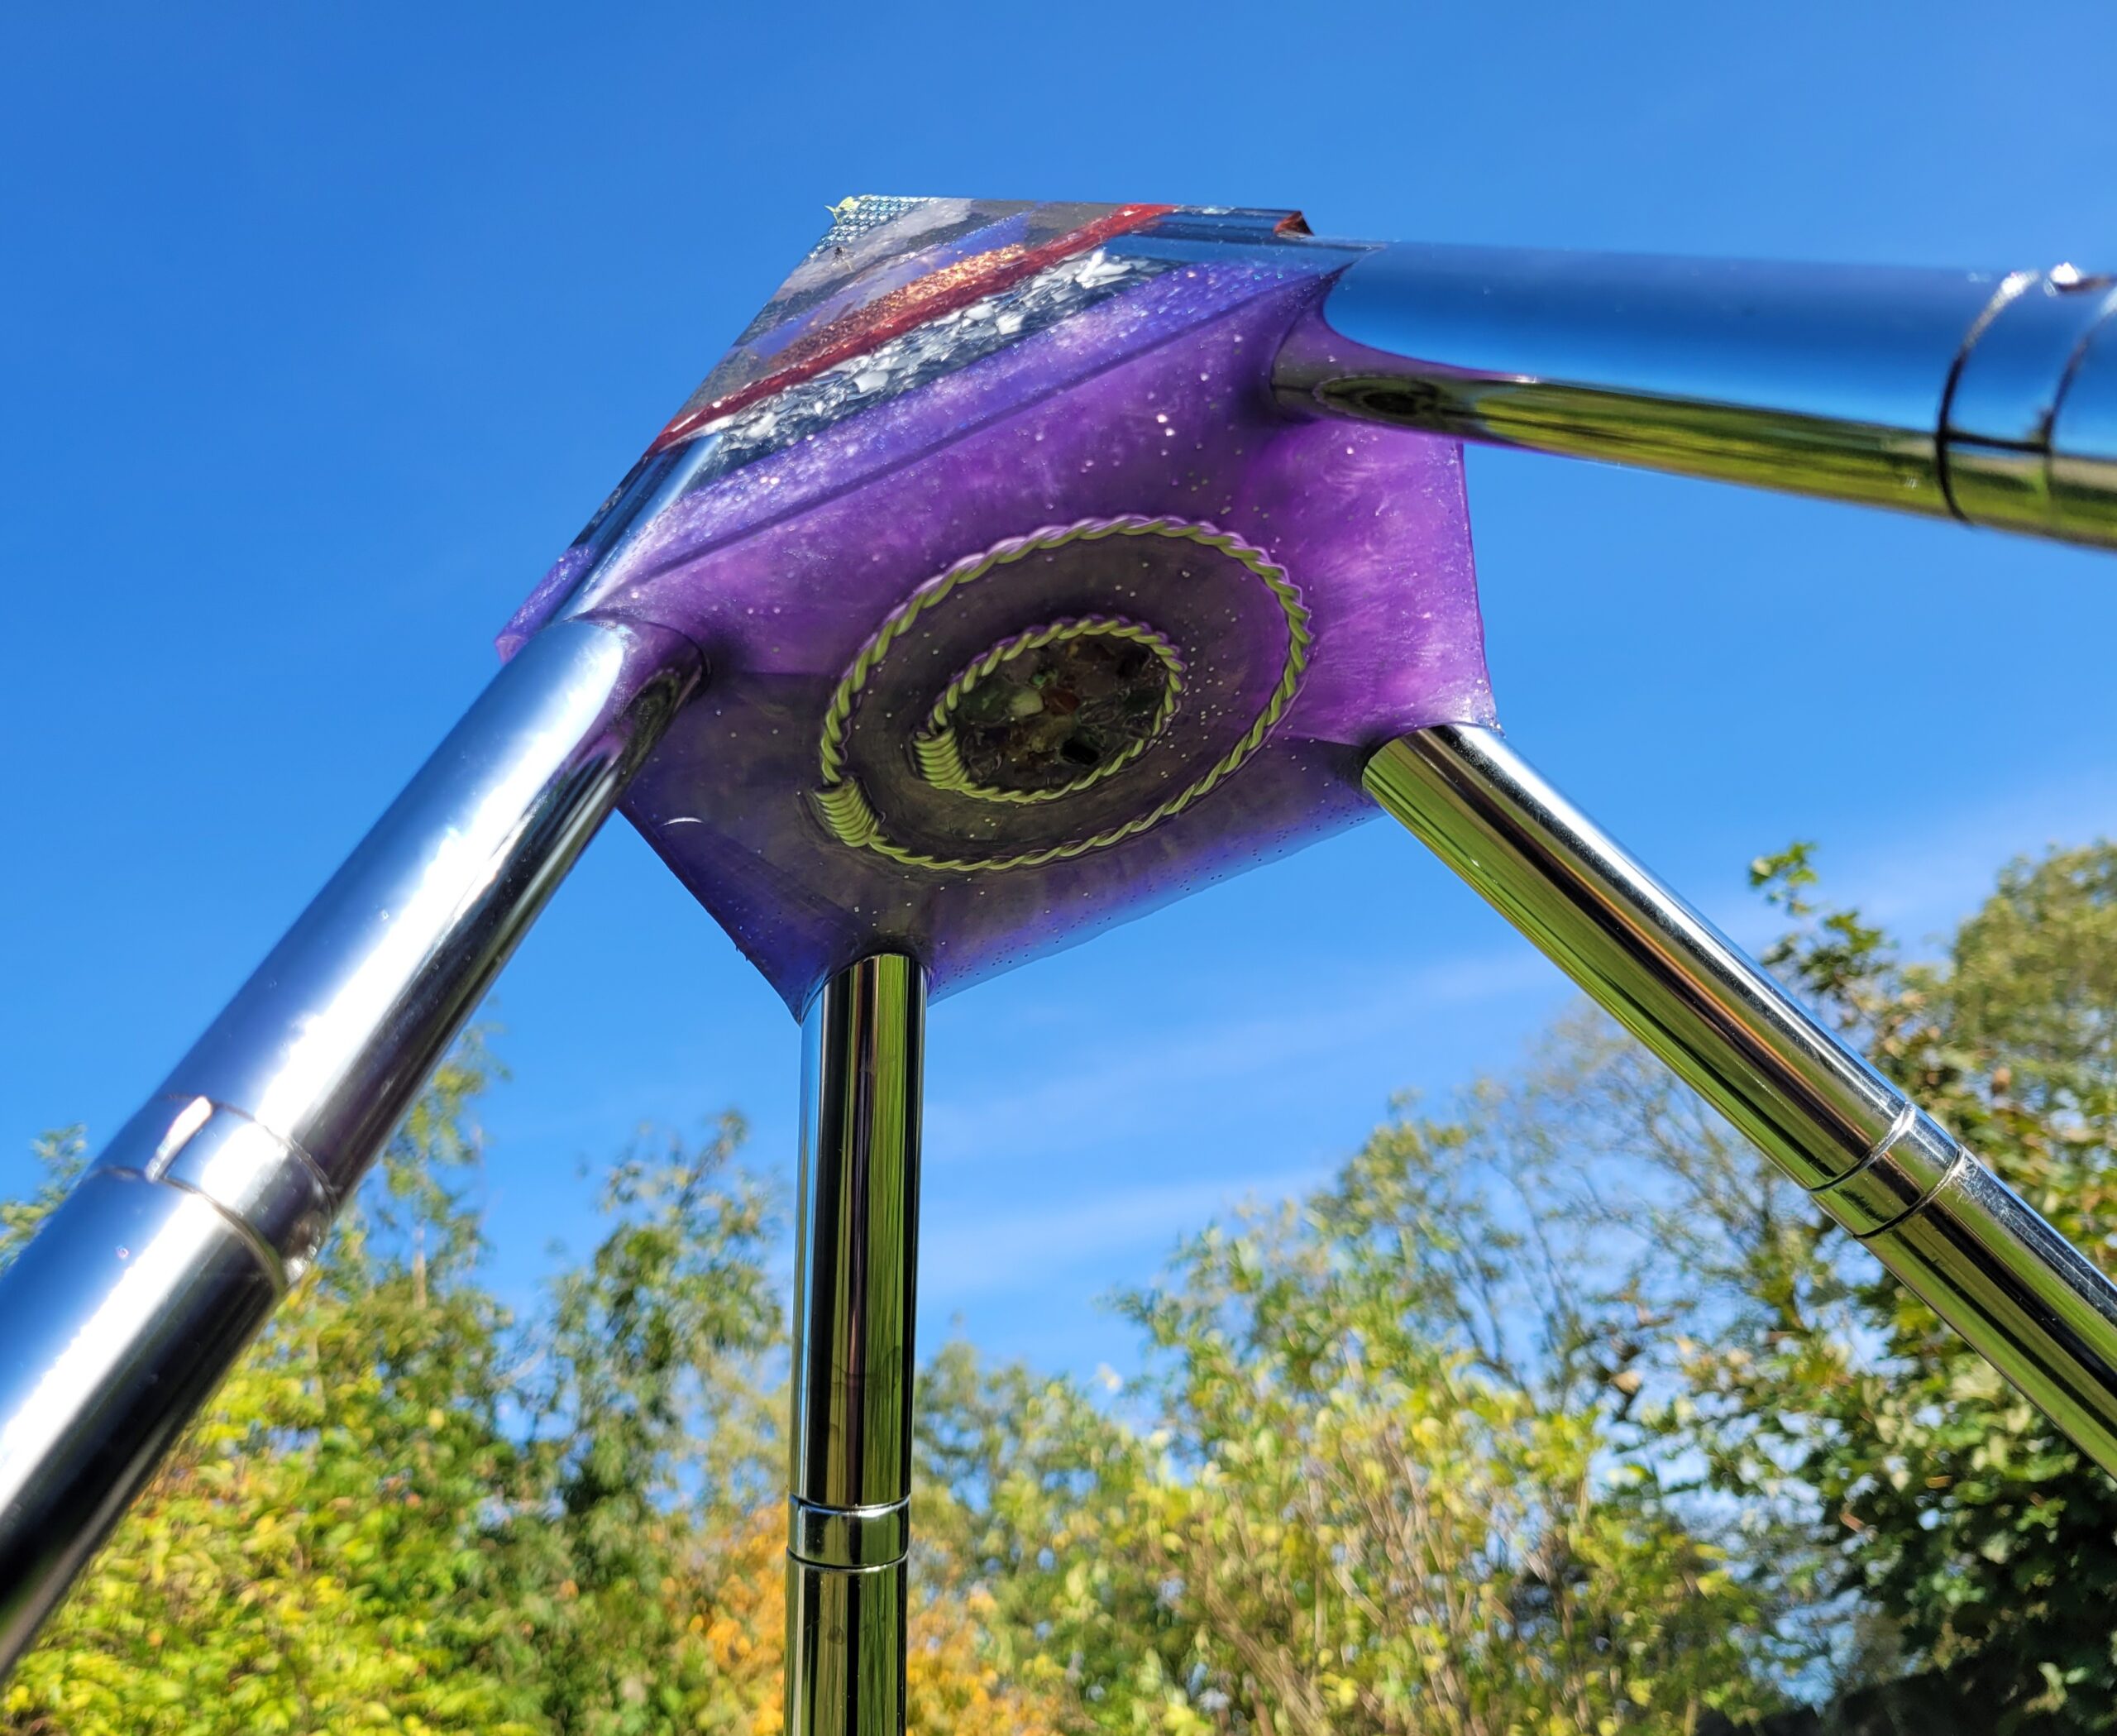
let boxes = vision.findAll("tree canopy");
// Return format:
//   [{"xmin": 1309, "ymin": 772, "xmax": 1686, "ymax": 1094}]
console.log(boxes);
[{"xmin": 11, "ymin": 840, "xmax": 2117, "ymax": 1732}]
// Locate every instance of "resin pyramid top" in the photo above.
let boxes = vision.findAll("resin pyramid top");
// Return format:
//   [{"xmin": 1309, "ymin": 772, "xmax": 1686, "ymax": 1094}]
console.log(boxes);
[{"xmin": 501, "ymin": 198, "xmax": 1493, "ymax": 1012}]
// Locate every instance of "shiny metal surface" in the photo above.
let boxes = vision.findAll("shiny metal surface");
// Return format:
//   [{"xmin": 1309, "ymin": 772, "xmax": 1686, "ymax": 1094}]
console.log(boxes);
[
  {"xmin": 0, "ymin": 615, "xmax": 702, "ymax": 1672},
  {"xmin": 1365, "ymin": 728, "xmax": 1901, "ymax": 1188},
  {"xmin": 0, "ymin": 1173, "xmax": 277, "ymax": 1669},
  {"xmin": 1944, "ymin": 270, "xmax": 2114, "ymax": 448},
  {"xmin": 1808, "ymin": 1104, "xmax": 1958, "ymax": 1237},
  {"xmin": 790, "ymin": 1496, "xmax": 910, "ymax": 1571},
  {"xmin": 1874, "ymin": 1160, "xmax": 2117, "ymax": 1460},
  {"xmin": 155, "ymin": 618, "xmax": 700, "ymax": 1178},
  {"xmin": 786, "ymin": 1558, "xmax": 907, "ymax": 1736},
  {"xmin": 538, "ymin": 440, "xmax": 700, "ymax": 629},
  {"xmin": 1367, "ymin": 725, "xmax": 2117, "ymax": 1475},
  {"xmin": 1279, "ymin": 245, "xmax": 1997, "ymax": 512},
  {"xmin": 2050, "ymin": 306, "xmax": 2117, "ymax": 543},
  {"xmin": 786, "ymin": 953, "xmax": 926, "ymax": 1736},
  {"xmin": 95, "ymin": 1099, "xmax": 332, "ymax": 1285},
  {"xmin": 1279, "ymin": 243, "xmax": 2117, "ymax": 549},
  {"xmin": 790, "ymin": 954, "xmax": 927, "ymax": 1517},
  {"xmin": 1944, "ymin": 268, "xmax": 2117, "ymax": 536}
]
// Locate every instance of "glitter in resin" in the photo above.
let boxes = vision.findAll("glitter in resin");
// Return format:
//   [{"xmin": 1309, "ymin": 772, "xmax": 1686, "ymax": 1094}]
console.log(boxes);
[{"xmin": 500, "ymin": 199, "xmax": 1495, "ymax": 1012}]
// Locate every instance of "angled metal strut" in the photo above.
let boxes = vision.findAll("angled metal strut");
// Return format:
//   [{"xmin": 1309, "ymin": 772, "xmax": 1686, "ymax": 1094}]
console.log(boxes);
[
  {"xmin": 1277, "ymin": 244, "xmax": 2117, "ymax": 548},
  {"xmin": 1278, "ymin": 244, "xmax": 2117, "ymax": 1478}
]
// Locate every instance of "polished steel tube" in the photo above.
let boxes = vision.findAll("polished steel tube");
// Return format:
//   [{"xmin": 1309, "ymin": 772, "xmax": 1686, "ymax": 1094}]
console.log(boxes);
[
  {"xmin": 0, "ymin": 615, "xmax": 702, "ymax": 1670},
  {"xmin": 786, "ymin": 953, "xmax": 926, "ymax": 1736},
  {"xmin": 1276, "ymin": 244, "xmax": 2117, "ymax": 548},
  {"xmin": 1367, "ymin": 724, "xmax": 2117, "ymax": 1475}
]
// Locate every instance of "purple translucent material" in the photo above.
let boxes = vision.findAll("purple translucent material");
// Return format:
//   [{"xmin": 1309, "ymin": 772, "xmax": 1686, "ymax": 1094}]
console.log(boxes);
[{"xmin": 503, "ymin": 208, "xmax": 1493, "ymax": 1012}]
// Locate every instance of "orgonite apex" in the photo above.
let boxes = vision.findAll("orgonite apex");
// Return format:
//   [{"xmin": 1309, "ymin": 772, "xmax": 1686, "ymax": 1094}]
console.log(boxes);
[{"xmin": 500, "ymin": 198, "xmax": 1494, "ymax": 1012}]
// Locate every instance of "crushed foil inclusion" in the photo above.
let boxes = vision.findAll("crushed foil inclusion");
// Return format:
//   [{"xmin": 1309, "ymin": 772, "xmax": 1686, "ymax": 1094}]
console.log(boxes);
[{"xmin": 499, "ymin": 198, "xmax": 1496, "ymax": 1013}]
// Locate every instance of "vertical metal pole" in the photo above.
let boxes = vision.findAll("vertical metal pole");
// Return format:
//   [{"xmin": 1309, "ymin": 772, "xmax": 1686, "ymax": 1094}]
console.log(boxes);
[
  {"xmin": 0, "ymin": 617, "xmax": 701, "ymax": 1671},
  {"xmin": 1367, "ymin": 724, "xmax": 2117, "ymax": 1475},
  {"xmin": 786, "ymin": 953, "xmax": 926, "ymax": 1736}
]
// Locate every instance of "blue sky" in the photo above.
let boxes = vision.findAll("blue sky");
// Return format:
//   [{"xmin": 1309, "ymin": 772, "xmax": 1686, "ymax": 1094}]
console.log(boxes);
[{"xmin": 7, "ymin": 2, "xmax": 2117, "ymax": 1380}]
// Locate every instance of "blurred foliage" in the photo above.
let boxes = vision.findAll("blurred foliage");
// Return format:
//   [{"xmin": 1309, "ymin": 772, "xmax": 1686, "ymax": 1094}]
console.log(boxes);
[{"xmin": 10, "ymin": 842, "xmax": 2117, "ymax": 1731}]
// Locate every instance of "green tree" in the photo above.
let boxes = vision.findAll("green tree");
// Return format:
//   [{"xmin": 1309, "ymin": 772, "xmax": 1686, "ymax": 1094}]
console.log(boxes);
[
  {"xmin": 1498, "ymin": 842, "xmax": 2117, "ymax": 1727},
  {"xmin": 1740, "ymin": 844, "xmax": 2117, "ymax": 1727},
  {"xmin": 916, "ymin": 1342, "xmax": 1177, "ymax": 1730},
  {"xmin": 1117, "ymin": 1118, "xmax": 1779, "ymax": 1735},
  {"xmin": 3, "ymin": 1040, "xmax": 545, "ymax": 1736},
  {"xmin": 507, "ymin": 1113, "xmax": 785, "ymax": 1735},
  {"xmin": 915, "ymin": 1108, "xmax": 1789, "ymax": 1734},
  {"xmin": 2, "ymin": 1064, "xmax": 1072, "ymax": 1736},
  {"xmin": 20, "ymin": 838, "xmax": 2117, "ymax": 1733}
]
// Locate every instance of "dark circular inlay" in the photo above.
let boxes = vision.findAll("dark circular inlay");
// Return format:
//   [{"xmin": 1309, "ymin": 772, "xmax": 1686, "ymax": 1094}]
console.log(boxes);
[{"xmin": 948, "ymin": 631, "xmax": 1173, "ymax": 795}]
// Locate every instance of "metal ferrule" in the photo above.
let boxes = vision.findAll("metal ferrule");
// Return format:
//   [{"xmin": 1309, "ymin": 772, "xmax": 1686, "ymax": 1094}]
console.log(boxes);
[
  {"xmin": 89, "ymin": 1098, "xmax": 332, "ymax": 1289},
  {"xmin": 1808, "ymin": 1102, "xmax": 1962, "ymax": 1239},
  {"xmin": 1277, "ymin": 243, "xmax": 2117, "ymax": 550},
  {"xmin": 0, "ymin": 614, "xmax": 703, "ymax": 1671},
  {"xmin": 1947, "ymin": 268, "xmax": 2117, "ymax": 543},
  {"xmin": 786, "ymin": 953, "xmax": 926, "ymax": 1736},
  {"xmin": 790, "ymin": 1495, "xmax": 910, "ymax": 1571},
  {"xmin": 1367, "ymin": 724, "xmax": 2117, "ymax": 1475}
]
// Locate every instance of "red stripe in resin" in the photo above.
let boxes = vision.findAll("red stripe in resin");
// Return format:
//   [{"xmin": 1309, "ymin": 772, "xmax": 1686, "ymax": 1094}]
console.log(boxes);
[{"xmin": 646, "ymin": 203, "xmax": 1178, "ymax": 455}]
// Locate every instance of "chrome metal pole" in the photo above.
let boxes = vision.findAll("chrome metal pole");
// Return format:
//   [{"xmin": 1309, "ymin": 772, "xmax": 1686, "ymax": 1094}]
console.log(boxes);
[
  {"xmin": 786, "ymin": 953, "xmax": 926, "ymax": 1736},
  {"xmin": 1367, "ymin": 725, "xmax": 2117, "ymax": 1475},
  {"xmin": 0, "ymin": 615, "xmax": 701, "ymax": 1671},
  {"xmin": 1275, "ymin": 245, "xmax": 2117, "ymax": 548}
]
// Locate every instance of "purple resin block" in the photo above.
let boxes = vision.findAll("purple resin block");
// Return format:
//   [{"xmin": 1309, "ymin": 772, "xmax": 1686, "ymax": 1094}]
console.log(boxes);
[{"xmin": 501, "ymin": 198, "xmax": 1493, "ymax": 1013}]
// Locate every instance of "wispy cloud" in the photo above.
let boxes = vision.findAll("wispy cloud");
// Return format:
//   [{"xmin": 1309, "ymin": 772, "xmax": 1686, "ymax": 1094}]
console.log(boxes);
[
  {"xmin": 919, "ymin": 1165, "xmax": 1324, "ymax": 1302},
  {"xmin": 1694, "ymin": 763, "xmax": 2117, "ymax": 954},
  {"xmin": 926, "ymin": 761, "xmax": 2117, "ymax": 1183},
  {"xmin": 923, "ymin": 945, "xmax": 1557, "ymax": 1167},
  {"xmin": 1831, "ymin": 768, "xmax": 2117, "ymax": 935}
]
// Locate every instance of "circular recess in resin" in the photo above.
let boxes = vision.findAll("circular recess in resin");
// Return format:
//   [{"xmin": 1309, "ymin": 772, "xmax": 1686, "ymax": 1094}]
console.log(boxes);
[
  {"xmin": 912, "ymin": 617, "xmax": 1185, "ymax": 803},
  {"xmin": 811, "ymin": 515, "xmax": 1312, "ymax": 875}
]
